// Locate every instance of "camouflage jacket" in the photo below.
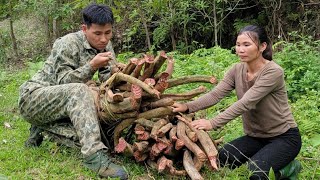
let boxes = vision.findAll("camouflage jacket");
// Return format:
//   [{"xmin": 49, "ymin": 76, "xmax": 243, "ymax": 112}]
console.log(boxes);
[{"xmin": 20, "ymin": 31, "xmax": 116, "ymax": 94}]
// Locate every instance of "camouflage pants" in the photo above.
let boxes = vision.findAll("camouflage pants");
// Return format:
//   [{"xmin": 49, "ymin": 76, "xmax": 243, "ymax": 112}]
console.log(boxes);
[{"xmin": 18, "ymin": 83, "xmax": 106, "ymax": 157}]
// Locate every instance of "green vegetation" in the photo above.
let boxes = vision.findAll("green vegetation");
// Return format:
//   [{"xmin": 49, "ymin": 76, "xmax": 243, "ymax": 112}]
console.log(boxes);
[
  {"xmin": 1, "ymin": 0, "xmax": 319, "ymax": 63},
  {"xmin": 0, "ymin": 1, "xmax": 319, "ymax": 179},
  {"xmin": 1, "ymin": 42, "xmax": 319, "ymax": 179}
]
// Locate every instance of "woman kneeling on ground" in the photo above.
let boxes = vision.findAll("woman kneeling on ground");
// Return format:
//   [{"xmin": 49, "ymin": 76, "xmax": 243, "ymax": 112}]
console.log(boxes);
[{"xmin": 172, "ymin": 25, "xmax": 302, "ymax": 180}]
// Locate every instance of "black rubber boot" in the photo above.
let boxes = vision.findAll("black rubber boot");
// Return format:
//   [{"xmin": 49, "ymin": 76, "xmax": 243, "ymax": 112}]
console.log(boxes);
[{"xmin": 24, "ymin": 124, "xmax": 44, "ymax": 147}]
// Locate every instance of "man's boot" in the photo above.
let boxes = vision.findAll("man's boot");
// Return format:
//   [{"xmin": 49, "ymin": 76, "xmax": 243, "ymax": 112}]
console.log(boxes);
[
  {"xmin": 83, "ymin": 150, "xmax": 128, "ymax": 179},
  {"xmin": 24, "ymin": 124, "xmax": 44, "ymax": 147},
  {"xmin": 279, "ymin": 159, "xmax": 302, "ymax": 180}
]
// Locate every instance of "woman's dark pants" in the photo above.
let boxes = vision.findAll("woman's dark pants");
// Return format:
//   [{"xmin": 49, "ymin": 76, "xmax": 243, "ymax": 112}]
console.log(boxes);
[{"xmin": 218, "ymin": 128, "xmax": 302, "ymax": 180}]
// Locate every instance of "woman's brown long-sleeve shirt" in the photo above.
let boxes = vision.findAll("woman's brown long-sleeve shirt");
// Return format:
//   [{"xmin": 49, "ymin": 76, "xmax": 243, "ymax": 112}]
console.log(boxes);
[{"xmin": 186, "ymin": 61, "xmax": 297, "ymax": 138}]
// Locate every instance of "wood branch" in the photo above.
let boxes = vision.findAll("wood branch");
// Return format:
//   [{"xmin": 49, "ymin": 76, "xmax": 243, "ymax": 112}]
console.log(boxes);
[
  {"xmin": 154, "ymin": 72, "xmax": 170, "ymax": 93},
  {"xmin": 157, "ymin": 156, "xmax": 171, "ymax": 173},
  {"xmin": 197, "ymin": 130, "xmax": 218, "ymax": 170},
  {"xmin": 167, "ymin": 75, "xmax": 217, "ymax": 88},
  {"xmin": 132, "ymin": 58, "xmax": 145, "ymax": 78},
  {"xmin": 114, "ymin": 137, "xmax": 134, "ymax": 156},
  {"xmin": 107, "ymin": 97, "xmax": 139, "ymax": 114},
  {"xmin": 103, "ymin": 72, "xmax": 160, "ymax": 98},
  {"xmin": 154, "ymin": 81, "xmax": 169, "ymax": 93},
  {"xmin": 169, "ymin": 126, "xmax": 178, "ymax": 142},
  {"xmin": 137, "ymin": 106, "xmax": 173, "ymax": 120},
  {"xmin": 136, "ymin": 131, "xmax": 150, "ymax": 141},
  {"xmin": 150, "ymin": 143, "xmax": 162, "ymax": 160},
  {"xmin": 167, "ymin": 163, "xmax": 187, "ymax": 176},
  {"xmin": 163, "ymin": 143, "xmax": 178, "ymax": 157},
  {"xmin": 115, "ymin": 62, "xmax": 127, "ymax": 72},
  {"xmin": 144, "ymin": 78, "xmax": 156, "ymax": 86},
  {"xmin": 114, "ymin": 83, "xmax": 131, "ymax": 91},
  {"xmin": 150, "ymin": 119, "xmax": 168, "ymax": 139},
  {"xmin": 185, "ymin": 126, "xmax": 198, "ymax": 142},
  {"xmin": 175, "ymin": 138, "xmax": 185, "ymax": 150},
  {"xmin": 193, "ymin": 155, "xmax": 204, "ymax": 171},
  {"xmin": 131, "ymin": 84, "xmax": 142, "ymax": 100},
  {"xmin": 151, "ymin": 51, "xmax": 168, "ymax": 77},
  {"xmin": 161, "ymin": 86, "xmax": 207, "ymax": 100},
  {"xmin": 158, "ymin": 156, "xmax": 187, "ymax": 176},
  {"xmin": 156, "ymin": 141, "xmax": 169, "ymax": 152},
  {"xmin": 113, "ymin": 118, "xmax": 135, "ymax": 146},
  {"xmin": 157, "ymin": 123, "xmax": 173, "ymax": 137},
  {"xmin": 122, "ymin": 57, "xmax": 138, "ymax": 75},
  {"xmin": 183, "ymin": 150, "xmax": 204, "ymax": 180},
  {"xmin": 141, "ymin": 97, "xmax": 174, "ymax": 109},
  {"xmin": 140, "ymin": 54, "xmax": 155, "ymax": 81},
  {"xmin": 114, "ymin": 111, "xmax": 138, "ymax": 119},
  {"xmin": 96, "ymin": 50, "xmax": 224, "ymax": 178},
  {"xmin": 122, "ymin": 90, "xmax": 152, "ymax": 99},
  {"xmin": 134, "ymin": 124, "xmax": 145, "ymax": 135},
  {"xmin": 133, "ymin": 141, "xmax": 149, "ymax": 152},
  {"xmin": 133, "ymin": 151, "xmax": 148, "ymax": 162},
  {"xmin": 176, "ymin": 121, "xmax": 207, "ymax": 162},
  {"xmin": 177, "ymin": 114, "xmax": 218, "ymax": 170},
  {"xmin": 106, "ymin": 89, "xmax": 124, "ymax": 103},
  {"xmin": 134, "ymin": 118, "xmax": 155, "ymax": 130},
  {"xmin": 154, "ymin": 56, "xmax": 174, "ymax": 81},
  {"xmin": 157, "ymin": 136, "xmax": 171, "ymax": 146},
  {"xmin": 165, "ymin": 56, "xmax": 174, "ymax": 79}
]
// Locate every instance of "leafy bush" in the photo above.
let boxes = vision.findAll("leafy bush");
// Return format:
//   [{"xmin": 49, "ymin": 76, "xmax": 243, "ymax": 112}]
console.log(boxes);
[
  {"xmin": 274, "ymin": 34, "xmax": 320, "ymax": 102},
  {"xmin": 0, "ymin": 27, "xmax": 10, "ymax": 64},
  {"xmin": 291, "ymin": 90, "xmax": 320, "ymax": 159}
]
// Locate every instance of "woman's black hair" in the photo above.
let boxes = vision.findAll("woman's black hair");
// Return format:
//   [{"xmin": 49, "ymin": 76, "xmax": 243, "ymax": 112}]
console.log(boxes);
[
  {"xmin": 82, "ymin": 3, "xmax": 114, "ymax": 27},
  {"xmin": 238, "ymin": 25, "xmax": 273, "ymax": 61}
]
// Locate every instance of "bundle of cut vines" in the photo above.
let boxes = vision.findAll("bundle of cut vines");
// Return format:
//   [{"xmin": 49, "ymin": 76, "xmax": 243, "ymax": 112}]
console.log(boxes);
[{"xmin": 87, "ymin": 51, "xmax": 221, "ymax": 179}]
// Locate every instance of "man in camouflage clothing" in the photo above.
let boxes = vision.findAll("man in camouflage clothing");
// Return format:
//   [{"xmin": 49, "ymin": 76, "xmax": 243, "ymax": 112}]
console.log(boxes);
[{"xmin": 18, "ymin": 3, "xmax": 127, "ymax": 179}]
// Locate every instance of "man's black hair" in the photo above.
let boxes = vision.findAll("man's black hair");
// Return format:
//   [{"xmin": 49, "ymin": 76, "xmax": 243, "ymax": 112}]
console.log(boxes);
[{"xmin": 82, "ymin": 3, "xmax": 114, "ymax": 27}]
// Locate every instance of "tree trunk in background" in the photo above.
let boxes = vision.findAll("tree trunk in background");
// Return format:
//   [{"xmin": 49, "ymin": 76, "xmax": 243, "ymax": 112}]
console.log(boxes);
[
  {"xmin": 213, "ymin": 0, "xmax": 218, "ymax": 46},
  {"xmin": 169, "ymin": 1, "xmax": 176, "ymax": 51},
  {"xmin": 9, "ymin": 16, "xmax": 18, "ymax": 57},
  {"xmin": 52, "ymin": 1, "xmax": 59, "ymax": 41},
  {"xmin": 53, "ymin": 18, "xmax": 57, "ymax": 40},
  {"xmin": 137, "ymin": 0, "xmax": 151, "ymax": 51},
  {"xmin": 170, "ymin": 27, "xmax": 176, "ymax": 51},
  {"xmin": 183, "ymin": 26, "xmax": 188, "ymax": 53},
  {"xmin": 44, "ymin": 10, "xmax": 51, "ymax": 47},
  {"xmin": 142, "ymin": 18, "xmax": 151, "ymax": 51},
  {"xmin": 8, "ymin": 0, "xmax": 18, "ymax": 57}
]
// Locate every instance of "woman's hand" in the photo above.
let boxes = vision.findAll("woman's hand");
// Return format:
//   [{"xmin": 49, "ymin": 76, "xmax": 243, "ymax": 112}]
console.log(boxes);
[
  {"xmin": 171, "ymin": 102, "xmax": 188, "ymax": 113},
  {"xmin": 191, "ymin": 119, "xmax": 213, "ymax": 131}
]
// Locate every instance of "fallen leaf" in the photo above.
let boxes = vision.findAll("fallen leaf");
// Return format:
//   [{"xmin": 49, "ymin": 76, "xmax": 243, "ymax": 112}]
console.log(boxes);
[{"xmin": 4, "ymin": 122, "xmax": 12, "ymax": 129}]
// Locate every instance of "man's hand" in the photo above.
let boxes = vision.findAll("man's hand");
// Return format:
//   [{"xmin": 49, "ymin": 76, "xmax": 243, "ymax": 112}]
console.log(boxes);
[
  {"xmin": 171, "ymin": 102, "xmax": 188, "ymax": 113},
  {"xmin": 191, "ymin": 119, "xmax": 213, "ymax": 131},
  {"xmin": 89, "ymin": 52, "xmax": 113, "ymax": 71}
]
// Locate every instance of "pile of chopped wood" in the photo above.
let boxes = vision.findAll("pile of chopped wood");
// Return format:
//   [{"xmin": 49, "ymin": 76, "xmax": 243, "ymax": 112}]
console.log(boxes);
[{"xmin": 88, "ymin": 51, "xmax": 221, "ymax": 179}]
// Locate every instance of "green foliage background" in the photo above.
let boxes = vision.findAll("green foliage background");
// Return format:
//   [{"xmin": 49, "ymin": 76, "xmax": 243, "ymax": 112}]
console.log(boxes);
[{"xmin": 0, "ymin": 0, "xmax": 319, "ymax": 63}]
